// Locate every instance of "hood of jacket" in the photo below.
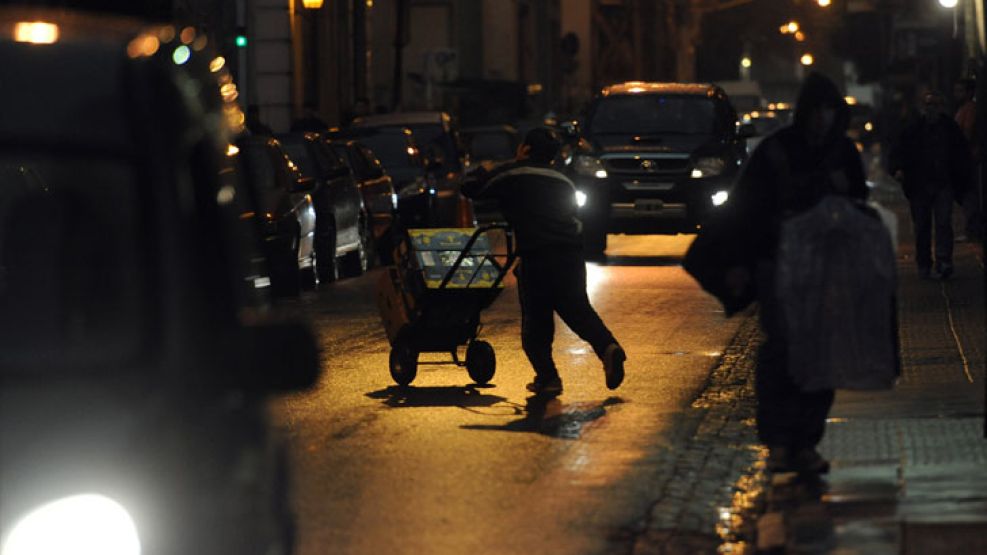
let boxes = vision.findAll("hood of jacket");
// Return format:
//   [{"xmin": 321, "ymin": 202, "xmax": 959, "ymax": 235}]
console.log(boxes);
[{"xmin": 793, "ymin": 72, "xmax": 850, "ymax": 148}]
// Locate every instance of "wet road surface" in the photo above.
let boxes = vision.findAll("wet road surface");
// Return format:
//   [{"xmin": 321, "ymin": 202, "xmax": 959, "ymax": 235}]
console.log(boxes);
[{"xmin": 271, "ymin": 234, "xmax": 746, "ymax": 554}]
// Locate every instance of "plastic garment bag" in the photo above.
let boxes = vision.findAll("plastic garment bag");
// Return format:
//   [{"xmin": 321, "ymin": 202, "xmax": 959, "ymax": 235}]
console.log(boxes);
[{"xmin": 775, "ymin": 195, "xmax": 899, "ymax": 391}]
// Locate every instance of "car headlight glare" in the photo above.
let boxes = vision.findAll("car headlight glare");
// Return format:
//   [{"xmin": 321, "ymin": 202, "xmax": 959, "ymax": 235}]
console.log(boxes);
[
  {"xmin": 711, "ymin": 190, "xmax": 729, "ymax": 207},
  {"xmin": 575, "ymin": 190, "xmax": 587, "ymax": 207},
  {"xmin": 692, "ymin": 157, "xmax": 726, "ymax": 178},
  {"xmin": 574, "ymin": 155, "xmax": 607, "ymax": 178},
  {"xmin": 2, "ymin": 494, "xmax": 141, "ymax": 555}
]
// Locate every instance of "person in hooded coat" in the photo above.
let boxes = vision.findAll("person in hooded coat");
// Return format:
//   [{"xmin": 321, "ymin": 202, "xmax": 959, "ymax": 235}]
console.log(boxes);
[{"xmin": 721, "ymin": 72, "xmax": 869, "ymax": 474}]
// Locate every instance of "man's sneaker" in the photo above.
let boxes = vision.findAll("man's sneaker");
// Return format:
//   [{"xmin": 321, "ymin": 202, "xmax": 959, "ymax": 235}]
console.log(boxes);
[
  {"xmin": 792, "ymin": 448, "xmax": 830, "ymax": 474},
  {"xmin": 603, "ymin": 344, "xmax": 626, "ymax": 390},
  {"xmin": 526, "ymin": 376, "xmax": 563, "ymax": 397}
]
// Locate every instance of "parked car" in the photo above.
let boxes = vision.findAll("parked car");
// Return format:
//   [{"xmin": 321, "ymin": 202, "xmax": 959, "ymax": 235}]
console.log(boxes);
[
  {"xmin": 326, "ymin": 138, "xmax": 398, "ymax": 250},
  {"xmin": 277, "ymin": 131, "xmax": 371, "ymax": 280},
  {"xmin": 569, "ymin": 82, "xmax": 754, "ymax": 257},
  {"xmin": 349, "ymin": 112, "xmax": 474, "ymax": 227},
  {"xmin": 329, "ymin": 126, "xmax": 436, "ymax": 228},
  {"xmin": 461, "ymin": 124, "xmax": 520, "ymax": 223},
  {"xmin": 0, "ymin": 8, "xmax": 319, "ymax": 555},
  {"xmin": 235, "ymin": 135, "xmax": 319, "ymax": 296}
]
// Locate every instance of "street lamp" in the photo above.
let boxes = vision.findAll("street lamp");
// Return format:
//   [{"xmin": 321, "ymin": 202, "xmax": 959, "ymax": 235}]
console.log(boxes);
[
  {"xmin": 801, "ymin": 53, "xmax": 815, "ymax": 65},
  {"xmin": 779, "ymin": 20, "xmax": 800, "ymax": 34},
  {"xmin": 938, "ymin": 0, "xmax": 958, "ymax": 7},
  {"xmin": 302, "ymin": 0, "xmax": 324, "ymax": 8},
  {"xmin": 818, "ymin": 0, "xmax": 832, "ymax": 6},
  {"xmin": 741, "ymin": 56, "xmax": 752, "ymax": 68}
]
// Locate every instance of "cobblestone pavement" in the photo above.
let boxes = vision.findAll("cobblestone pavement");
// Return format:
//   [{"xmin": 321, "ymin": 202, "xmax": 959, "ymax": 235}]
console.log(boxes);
[{"xmin": 628, "ymin": 315, "xmax": 769, "ymax": 555}]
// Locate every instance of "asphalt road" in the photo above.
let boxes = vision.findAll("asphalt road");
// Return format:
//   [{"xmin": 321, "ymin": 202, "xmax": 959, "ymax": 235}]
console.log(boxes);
[{"xmin": 270, "ymin": 234, "xmax": 745, "ymax": 554}]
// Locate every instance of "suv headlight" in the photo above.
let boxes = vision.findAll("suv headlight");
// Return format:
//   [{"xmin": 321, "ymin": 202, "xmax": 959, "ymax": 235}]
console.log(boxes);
[
  {"xmin": 691, "ymin": 157, "xmax": 726, "ymax": 179},
  {"xmin": 2, "ymin": 494, "xmax": 142, "ymax": 555},
  {"xmin": 574, "ymin": 155, "xmax": 607, "ymax": 178}
]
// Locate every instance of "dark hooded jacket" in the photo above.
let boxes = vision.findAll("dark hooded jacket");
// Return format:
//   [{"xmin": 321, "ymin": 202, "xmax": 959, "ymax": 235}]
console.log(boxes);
[{"xmin": 728, "ymin": 72, "xmax": 869, "ymax": 261}]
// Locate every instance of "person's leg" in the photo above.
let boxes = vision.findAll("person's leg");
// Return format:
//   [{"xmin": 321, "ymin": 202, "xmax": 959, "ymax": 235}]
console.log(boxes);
[
  {"xmin": 755, "ymin": 336, "xmax": 801, "ymax": 450},
  {"xmin": 909, "ymin": 197, "xmax": 934, "ymax": 274},
  {"xmin": 933, "ymin": 187, "xmax": 955, "ymax": 275},
  {"xmin": 517, "ymin": 259, "xmax": 560, "ymax": 382},
  {"xmin": 550, "ymin": 250, "xmax": 618, "ymax": 358},
  {"xmin": 794, "ymin": 389, "xmax": 836, "ymax": 448}
]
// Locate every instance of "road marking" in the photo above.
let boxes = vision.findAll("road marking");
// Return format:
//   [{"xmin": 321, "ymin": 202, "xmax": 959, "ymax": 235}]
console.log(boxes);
[{"xmin": 939, "ymin": 281, "xmax": 974, "ymax": 384}]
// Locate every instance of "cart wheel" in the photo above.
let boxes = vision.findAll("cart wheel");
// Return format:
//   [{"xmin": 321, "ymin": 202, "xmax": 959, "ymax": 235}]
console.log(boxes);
[
  {"xmin": 465, "ymin": 340, "xmax": 496, "ymax": 385},
  {"xmin": 389, "ymin": 342, "xmax": 418, "ymax": 386}
]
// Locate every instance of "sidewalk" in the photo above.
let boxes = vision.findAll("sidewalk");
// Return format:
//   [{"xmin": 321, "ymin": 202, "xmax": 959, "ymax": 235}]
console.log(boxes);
[{"xmin": 755, "ymin": 177, "xmax": 987, "ymax": 553}]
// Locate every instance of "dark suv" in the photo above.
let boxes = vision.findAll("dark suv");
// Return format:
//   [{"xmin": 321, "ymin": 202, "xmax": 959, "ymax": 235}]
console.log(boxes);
[
  {"xmin": 0, "ymin": 9, "xmax": 319, "ymax": 554},
  {"xmin": 571, "ymin": 82, "xmax": 754, "ymax": 256}
]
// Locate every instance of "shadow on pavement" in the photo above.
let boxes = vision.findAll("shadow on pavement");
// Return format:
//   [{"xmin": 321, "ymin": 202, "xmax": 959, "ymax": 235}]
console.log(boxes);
[
  {"xmin": 595, "ymin": 255, "xmax": 683, "ymax": 267},
  {"xmin": 460, "ymin": 395, "xmax": 625, "ymax": 439},
  {"xmin": 366, "ymin": 385, "xmax": 507, "ymax": 408}
]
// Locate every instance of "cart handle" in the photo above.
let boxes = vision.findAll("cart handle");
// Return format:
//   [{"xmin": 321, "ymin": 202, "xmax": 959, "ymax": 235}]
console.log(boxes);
[{"xmin": 438, "ymin": 223, "xmax": 517, "ymax": 289}]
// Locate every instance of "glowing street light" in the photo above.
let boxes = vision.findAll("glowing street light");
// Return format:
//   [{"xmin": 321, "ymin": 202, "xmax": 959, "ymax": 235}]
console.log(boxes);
[
  {"xmin": 801, "ymin": 53, "xmax": 815, "ymax": 66},
  {"xmin": 741, "ymin": 56, "xmax": 752, "ymax": 68},
  {"xmin": 818, "ymin": 0, "xmax": 832, "ymax": 6},
  {"xmin": 795, "ymin": 31, "xmax": 806, "ymax": 42},
  {"xmin": 787, "ymin": 21, "xmax": 800, "ymax": 33},
  {"xmin": 938, "ymin": 0, "xmax": 958, "ymax": 7},
  {"xmin": 302, "ymin": 0, "xmax": 324, "ymax": 8}
]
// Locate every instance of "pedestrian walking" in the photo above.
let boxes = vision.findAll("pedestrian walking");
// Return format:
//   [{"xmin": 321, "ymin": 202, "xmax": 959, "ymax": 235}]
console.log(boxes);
[
  {"xmin": 890, "ymin": 91, "xmax": 971, "ymax": 279},
  {"xmin": 696, "ymin": 72, "xmax": 891, "ymax": 475},
  {"xmin": 462, "ymin": 127, "xmax": 625, "ymax": 397},
  {"xmin": 953, "ymin": 77, "xmax": 983, "ymax": 240}
]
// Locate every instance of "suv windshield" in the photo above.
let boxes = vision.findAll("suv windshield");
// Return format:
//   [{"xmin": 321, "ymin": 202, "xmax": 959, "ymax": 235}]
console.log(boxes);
[
  {"xmin": 589, "ymin": 95, "xmax": 717, "ymax": 136},
  {"xmin": 0, "ymin": 156, "xmax": 149, "ymax": 371}
]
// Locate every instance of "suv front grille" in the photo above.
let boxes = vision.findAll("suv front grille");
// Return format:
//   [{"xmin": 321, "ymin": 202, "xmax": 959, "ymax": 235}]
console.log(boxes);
[{"xmin": 603, "ymin": 156, "xmax": 690, "ymax": 175}]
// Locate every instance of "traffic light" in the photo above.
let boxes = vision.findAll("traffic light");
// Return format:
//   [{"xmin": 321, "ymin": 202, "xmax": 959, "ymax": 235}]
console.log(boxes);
[{"xmin": 235, "ymin": 26, "xmax": 247, "ymax": 48}]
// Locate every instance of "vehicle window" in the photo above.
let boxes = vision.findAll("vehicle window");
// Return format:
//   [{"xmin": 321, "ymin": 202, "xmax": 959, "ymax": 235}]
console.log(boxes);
[
  {"xmin": 357, "ymin": 146, "xmax": 386, "ymax": 178},
  {"xmin": 589, "ymin": 95, "xmax": 717, "ymax": 135},
  {"xmin": 310, "ymin": 142, "xmax": 342, "ymax": 174},
  {"xmin": 335, "ymin": 145, "xmax": 367, "ymax": 178},
  {"xmin": 360, "ymin": 134, "xmax": 417, "ymax": 170},
  {"xmin": 0, "ymin": 158, "xmax": 149, "ymax": 370},
  {"xmin": 241, "ymin": 144, "xmax": 279, "ymax": 190},
  {"xmin": 407, "ymin": 125, "xmax": 462, "ymax": 171},
  {"xmin": 469, "ymin": 132, "xmax": 515, "ymax": 161},
  {"xmin": 281, "ymin": 143, "xmax": 318, "ymax": 178}
]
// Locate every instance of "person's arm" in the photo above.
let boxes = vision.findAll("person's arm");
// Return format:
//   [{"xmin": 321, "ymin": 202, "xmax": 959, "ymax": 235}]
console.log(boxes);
[{"xmin": 461, "ymin": 161, "xmax": 515, "ymax": 199}]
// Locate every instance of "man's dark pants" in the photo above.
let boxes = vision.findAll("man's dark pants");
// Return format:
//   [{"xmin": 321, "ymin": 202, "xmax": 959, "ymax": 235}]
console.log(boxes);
[
  {"xmin": 755, "ymin": 262, "xmax": 835, "ymax": 450},
  {"xmin": 516, "ymin": 246, "xmax": 616, "ymax": 380},
  {"xmin": 909, "ymin": 186, "xmax": 955, "ymax": 270}
]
